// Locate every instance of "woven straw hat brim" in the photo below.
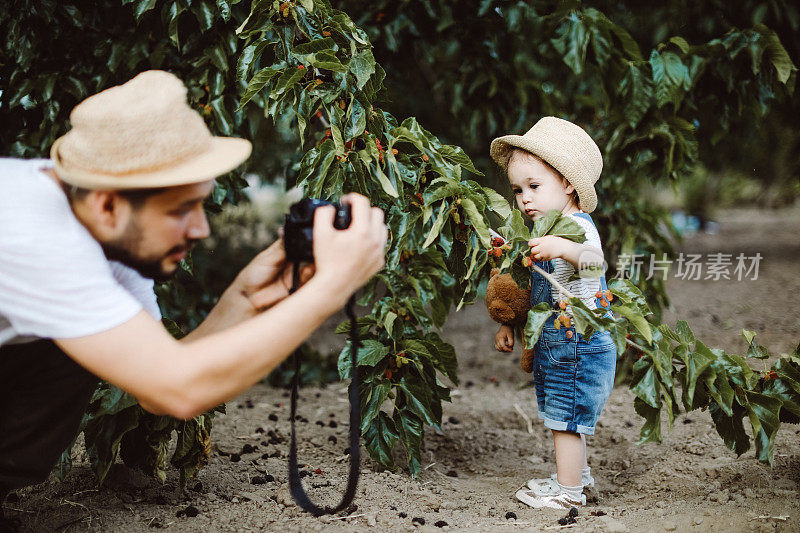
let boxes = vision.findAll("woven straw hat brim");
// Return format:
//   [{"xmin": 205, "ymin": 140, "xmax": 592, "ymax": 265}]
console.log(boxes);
[
  {"xmin": 51, "ymin": 136, "xmax": 252, "ymax": 190},
  {"xmin": 490, "ymin": 117, "xmax": 602, "ymax": 214}
]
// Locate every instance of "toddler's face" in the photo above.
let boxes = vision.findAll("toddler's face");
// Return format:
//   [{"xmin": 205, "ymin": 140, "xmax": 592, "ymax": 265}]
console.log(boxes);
[{"xmin": 507, "ymin": 150, "xmax": 575, "ymax": 222}]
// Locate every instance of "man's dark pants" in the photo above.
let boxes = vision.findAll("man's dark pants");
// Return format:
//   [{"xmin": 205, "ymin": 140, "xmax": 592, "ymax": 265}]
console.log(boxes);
[{"xmin": 0, "ymin": 340, "xmax": 98, "ymax": 516}]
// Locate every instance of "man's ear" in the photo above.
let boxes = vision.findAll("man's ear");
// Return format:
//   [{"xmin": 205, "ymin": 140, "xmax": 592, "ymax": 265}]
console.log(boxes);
[{"xmin": 82, "ymin": 190, "xmax": 132, "ymax": 238}]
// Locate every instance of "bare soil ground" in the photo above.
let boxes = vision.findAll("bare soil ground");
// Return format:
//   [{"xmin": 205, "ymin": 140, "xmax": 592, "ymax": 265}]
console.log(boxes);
[{"xmin": 3, "ymin": 205, "xmax": 800, "ymax": 532}]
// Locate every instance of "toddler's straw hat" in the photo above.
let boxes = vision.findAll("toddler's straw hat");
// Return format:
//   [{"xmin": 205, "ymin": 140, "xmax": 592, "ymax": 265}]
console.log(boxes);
[
  {"xmin": 490, "ymin": 116, "xmax": 603, "ymax": 213},
  {"xmin": 50, "ymin": 70, "xmax": 252, "ymax": 189}
]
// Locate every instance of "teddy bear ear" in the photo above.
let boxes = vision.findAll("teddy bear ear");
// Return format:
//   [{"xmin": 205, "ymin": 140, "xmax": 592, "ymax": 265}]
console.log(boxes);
[{"xmin": 490, "ymin": 268, "xmax": 500, "ymax": 277}]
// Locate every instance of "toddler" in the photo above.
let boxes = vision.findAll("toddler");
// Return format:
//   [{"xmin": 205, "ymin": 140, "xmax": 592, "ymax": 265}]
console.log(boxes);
[{"xmin": 489, "ymin": 117, "xmax": 617, "ymax": 510}]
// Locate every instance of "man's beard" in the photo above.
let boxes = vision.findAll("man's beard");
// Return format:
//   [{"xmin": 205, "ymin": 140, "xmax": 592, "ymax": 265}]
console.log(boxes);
[{"xmin": 100, "ymin": 218, "xmax": 191, "ymax": 283}]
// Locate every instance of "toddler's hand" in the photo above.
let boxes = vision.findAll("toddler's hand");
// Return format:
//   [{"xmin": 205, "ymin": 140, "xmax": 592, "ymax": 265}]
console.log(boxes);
[
  {"xmin": 494, "ymin": 324, "xmax": 514, "ymax": 353},
  {"xmin": 528, "ymin": 235, "xmax": 566, "ymax": 262}
]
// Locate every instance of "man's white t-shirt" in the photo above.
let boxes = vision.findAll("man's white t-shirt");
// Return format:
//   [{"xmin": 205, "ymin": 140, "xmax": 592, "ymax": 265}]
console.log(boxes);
[{"xmin": 0, "ymin": 158, "xmax": 161, "ymax": 348}]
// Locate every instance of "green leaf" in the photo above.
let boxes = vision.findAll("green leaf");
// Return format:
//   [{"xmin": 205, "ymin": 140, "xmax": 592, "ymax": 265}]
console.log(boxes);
[
  {"xmin": 482, "ymin": 187, "xmax": 511, "ymax": 220},
  {"xmin": 393, "ymin": 408, "xmax": 423, "ymax": 477},
  {"xmin": 710, "ymin": 402, "xmax": 750, "ymax": 456},
  {"xmin": 363, "ymin": 411, "xmax": 399, "ymax": 469},
  {"xmin": 130, "ymin": 0, "xmax": 156, "ymax": 23},
  {"xmin": 399, "ymin": 376, "xmax": 437, "ymax": 427},
  {"xmin": 271, "ymin": 67, "xmax": 306, "ymax": 98},
  {"xmin": 551, "ymin": 16, "xmax": 589, "ymax": 75},
  {"xmin": 461, "ymin": 196, "xmax": 490, "ymax": 247},
  {"xmin": 632, "ymin": 364, "xmax": 661, "ymax": 409},
  {"xmin": 634, "ymin": 396, "xmax": 662, "ymax": 444},
  {"xmin": 523, "ymin": 303, "xmax": 554, "ymax": 348},
  {"xmin": 614, "ymin": 305, "xmax": 652, "ymax": 344},
  {"xmin": 669, "ymin": 36, "xmax": 690, "ymax": 54},
  {"xmin": 238, "ymin": 67, "xmax": 280, "ymax": 110},
  {"xmin": 356, "ymin": 339, "xmax": 390, "ymax": 367},
  {"xmin": 337, "ymin": 339, "xmax": 389, "ymax": 378},
  {"xmin": 350, "ymin": 49, "xmax": 376, "ymax": 90},
  {"xmin": 422, "ymin": 202, "xmax": 449, "ymax": 248},
  {"xmin": 293, "ymin": 37, "xmax": 337, "ymax": 55},
  {"xmin": 361, "ymin": 381, "xmax": 391, "ymax": 433},
  {"xmin": 756, "ymin": 24, "xmax": 796, "ymax": 84},
  {"xmin": 421, "ymin": 332, "xmax": 459, "ymax": 384},
  {"xmin": 439, "ymin": 145, "xmax": 482, "ymax": 175},
  {"xmin": 530, "ymin": 209, "xmax": 561, "ymax": 238},
  {"xmin": 619, "ymin": 63, "xmax": 653, "ymax": 128},
  {"xmin": 675, "ymin": 320, "xmax": 695, "ymax": 346},
  {"xmin": 549, "ymin": 215, "xmax": 587, "ymax": 244}
]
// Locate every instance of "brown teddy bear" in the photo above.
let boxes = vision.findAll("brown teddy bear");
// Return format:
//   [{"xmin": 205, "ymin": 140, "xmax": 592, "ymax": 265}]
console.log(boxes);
[{"xmin": 485, "ymin": 268, "xmax": 536, "ymax": 372}]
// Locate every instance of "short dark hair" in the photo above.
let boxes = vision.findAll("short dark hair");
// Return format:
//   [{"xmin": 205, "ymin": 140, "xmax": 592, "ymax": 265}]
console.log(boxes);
[{"xmin": 60, "ymin": 182, "xmax": 168, "ymax": 209}]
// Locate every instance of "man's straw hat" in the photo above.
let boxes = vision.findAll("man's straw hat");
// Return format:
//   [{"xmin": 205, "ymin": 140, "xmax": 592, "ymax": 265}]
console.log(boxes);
[
  {"xmin": 490, "ymin": 116, "xmax": 603, "ymax": 213},
  {"xmin": 50, "ymin": 70, "xmax": 252, "ymax": 189}
]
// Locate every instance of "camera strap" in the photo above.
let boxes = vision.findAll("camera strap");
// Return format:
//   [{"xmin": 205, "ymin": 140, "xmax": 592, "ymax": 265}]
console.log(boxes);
[{"xmin": 287, "ymin": 262, "xmax": 361, "ymax": 516}]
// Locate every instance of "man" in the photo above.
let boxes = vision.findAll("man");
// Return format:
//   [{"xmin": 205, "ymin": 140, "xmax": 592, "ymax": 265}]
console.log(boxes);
[{"xmin": 0, "ymin": 71, "xmax": 387, "ymax": 512}]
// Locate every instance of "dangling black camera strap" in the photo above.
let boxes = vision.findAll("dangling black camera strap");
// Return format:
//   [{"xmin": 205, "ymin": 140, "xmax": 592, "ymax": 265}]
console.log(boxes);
[{"xmin": 287, "ymin": 262, "xmax": 361, "ymax": 516}]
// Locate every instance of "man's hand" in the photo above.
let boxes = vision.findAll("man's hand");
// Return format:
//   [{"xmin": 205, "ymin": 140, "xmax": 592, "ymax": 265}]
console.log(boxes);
[
  {"xmin": 183, "ymin": 237, "xmax": 314, "ymax": 341},
  {"xmin": 528, "ymin": 235, "xmax": 568, "ymax": 262},
  {"xmin": 233, "ymin": 237, "xmax": 315, "ymax": 313},
  {"xmin": 310, "ymin": 192, "xmax": 388, "ymax": 300},
  {"xmin": 495, "ymin": 324, "xmax": 515, "ymax": 353}
]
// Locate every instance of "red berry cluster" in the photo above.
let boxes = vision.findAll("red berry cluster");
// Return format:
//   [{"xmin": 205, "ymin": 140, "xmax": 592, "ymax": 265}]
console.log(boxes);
[
  {"xmin": 375, "ymin": 138, "xmax": 385, "ymax": 164},
  {"xmin": 595, "ymin": 290, "xmax": 614, "ymax": 307},
  {"xmin": 487, "ymin": 237, "xmax": 511, "ymax": 259}
]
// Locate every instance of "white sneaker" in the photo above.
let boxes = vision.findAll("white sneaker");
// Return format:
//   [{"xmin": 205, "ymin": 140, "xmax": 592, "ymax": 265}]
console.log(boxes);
[
  {"xmin": 514, "ymin": 489, "xmax": 586, "ymax": 509},
  {"xmin": 526, "ymin": 473, "xmax": 595, "ymax": 496}
]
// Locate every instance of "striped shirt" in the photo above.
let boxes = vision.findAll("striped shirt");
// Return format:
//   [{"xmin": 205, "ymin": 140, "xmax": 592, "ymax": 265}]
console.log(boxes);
[{"xmin": 549, "ymin": 213, "xmax": 604, "ymax": 318}]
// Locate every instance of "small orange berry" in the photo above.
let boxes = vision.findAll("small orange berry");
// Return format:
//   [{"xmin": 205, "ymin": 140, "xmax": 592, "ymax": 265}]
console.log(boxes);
[
  {"xmin": 600, "ymin": 299, "xmax": 609, "ymax": 308},
  {"xmin": 559, "ymin": 301, "xmax": 566, "ymax": 310},
  {"xmin": 422, "ymin": 154, "xmax": 429, "ymax": 162},
  {"xmin": 595, "ymin": 291, "xmax": 603, "ymax": 299},
  {"xmin": 392, "ymin": 148, "xmax": 398, "ymax": 155},
  {"xmin": 604, "ymin": 290, "xmax": 613, "ymax": 301},
  {"xmin": 323, "ymin": 30, "xmax": 331, "ymax": 37},
  {"xmin": 566, "ymin": 330, "xmax": 574, "ymax": 339},
  {"xmin": 297, "ymin": 65, "xmax": 305, "ymax": 70}
]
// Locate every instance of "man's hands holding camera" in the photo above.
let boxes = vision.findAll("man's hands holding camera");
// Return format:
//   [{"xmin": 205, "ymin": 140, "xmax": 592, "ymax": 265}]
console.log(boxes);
[
  {"xmin": 310, "ymin": 193, "xmax": 388, "ymax": 299},
  {"xmin": 222, "ymin": 193, "xmax": 386, "ymax": 323}
]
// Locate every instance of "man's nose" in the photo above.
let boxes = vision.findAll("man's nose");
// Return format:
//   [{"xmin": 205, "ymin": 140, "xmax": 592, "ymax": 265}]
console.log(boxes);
[{"xmin": 187, "ymin": 207, "xmax": 210, "ymax": 240}]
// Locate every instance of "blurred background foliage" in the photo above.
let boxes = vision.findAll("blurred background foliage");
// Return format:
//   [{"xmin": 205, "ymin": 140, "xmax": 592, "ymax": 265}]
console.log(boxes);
[
  {"xmin": 1, "ymin": 0, "xmax": 797, "ymax": 480},
  {"xmin": 341, "ymin": 0, "xmax": 799, "ymax": 214}
]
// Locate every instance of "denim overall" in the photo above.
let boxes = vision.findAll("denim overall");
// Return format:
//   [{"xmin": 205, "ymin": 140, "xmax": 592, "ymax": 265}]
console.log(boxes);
[{"xmin": 529, "ymin": 212, "xmax": 616, "ymax": 435}]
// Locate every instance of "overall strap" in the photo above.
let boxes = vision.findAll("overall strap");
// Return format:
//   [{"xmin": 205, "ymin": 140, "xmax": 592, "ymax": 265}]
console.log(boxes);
[{"xmin": 569, "ymin": 212, "xmax": 614, "ymax": 320}]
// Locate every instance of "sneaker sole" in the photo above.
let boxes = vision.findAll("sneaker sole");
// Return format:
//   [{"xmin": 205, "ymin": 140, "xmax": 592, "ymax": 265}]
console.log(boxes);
[{"xmin": 514, "ymin": 489, "xmax": 584, "ymax": 510}]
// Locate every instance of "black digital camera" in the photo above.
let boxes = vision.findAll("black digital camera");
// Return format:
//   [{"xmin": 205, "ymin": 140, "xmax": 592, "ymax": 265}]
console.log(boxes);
[{"xmin": 283, "ymin": 198, "xmax": 352, "ymax": 263}]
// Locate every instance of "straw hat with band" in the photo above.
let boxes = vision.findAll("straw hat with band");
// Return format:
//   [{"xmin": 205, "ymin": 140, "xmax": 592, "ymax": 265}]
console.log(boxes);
[
  {"xmin": 51, "ymin": 70, "xmax": 252, "ymax": 190},
  {"xmin": 490, "ymin": 116, "xmax": 603, "ymax": 214}
]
